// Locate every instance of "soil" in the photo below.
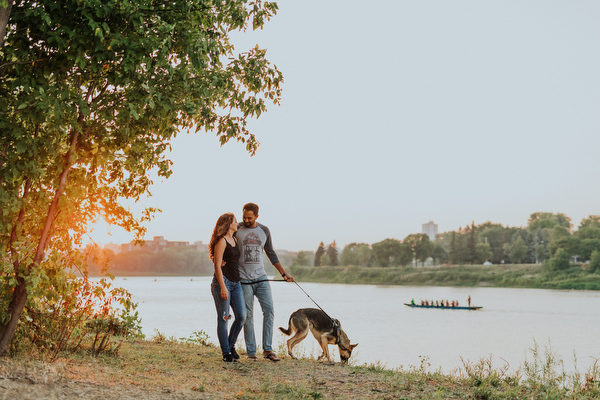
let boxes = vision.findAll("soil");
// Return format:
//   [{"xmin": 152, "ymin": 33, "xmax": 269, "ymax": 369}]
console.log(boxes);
[{"xmin": 0, "ymin": 340, "xmax": 468, "ymax": 399}]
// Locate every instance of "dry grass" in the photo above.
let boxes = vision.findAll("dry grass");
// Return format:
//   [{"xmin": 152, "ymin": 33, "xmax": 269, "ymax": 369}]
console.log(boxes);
[
  {"xmin": 0, "ymin": 339, "xmax": 473, "ymax": 399},
  {"xmin": 1, "ymin": 338, "xmax": 599, "ymax": 399}
]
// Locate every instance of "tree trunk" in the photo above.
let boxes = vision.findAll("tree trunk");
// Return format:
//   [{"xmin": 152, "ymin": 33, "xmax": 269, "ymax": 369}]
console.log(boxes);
[
  {"xmin": 0, "ymin": 0, "xmax": 13, "ymax": 48},
  {"xmin": 0, "ymin": 276, "xmax": 27, "ymax": 354},
  {"xmin": 0, "ymin": 132, "xmax": 79, "ymax": 355}
]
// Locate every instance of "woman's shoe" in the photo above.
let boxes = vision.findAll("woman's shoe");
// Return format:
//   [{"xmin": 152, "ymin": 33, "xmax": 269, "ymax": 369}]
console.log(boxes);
[
  {"xmin": 230, "ymin": 348, "xmax": 240, "ymax": 360},
  {"xmin": 223, "ymin": 353, "xmax": 239, "ymax": 363}
]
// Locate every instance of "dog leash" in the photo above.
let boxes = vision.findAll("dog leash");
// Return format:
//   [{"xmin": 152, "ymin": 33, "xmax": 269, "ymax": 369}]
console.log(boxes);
[
  {"xmin": 241, "ymin": 278, "xmax": 342, "ymax": 338},
  {"xmin": 292, "ymin": 281, "xmax": 342, "ymax": 338},
  {"xmin": 240, "ymin": 279, "xmax": 286, "ymax": 285}
]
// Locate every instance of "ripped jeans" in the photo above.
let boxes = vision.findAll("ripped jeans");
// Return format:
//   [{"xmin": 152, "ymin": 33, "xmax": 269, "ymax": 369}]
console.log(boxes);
[{"xmin": 211, "ymin": 276, "xmax": 247, "ymax": 355}]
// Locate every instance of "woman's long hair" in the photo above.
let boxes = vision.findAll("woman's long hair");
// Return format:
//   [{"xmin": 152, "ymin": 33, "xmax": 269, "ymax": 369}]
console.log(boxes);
[{"xmin": 209, "ymin": 212, "xmax": 235, "ymax": 260}]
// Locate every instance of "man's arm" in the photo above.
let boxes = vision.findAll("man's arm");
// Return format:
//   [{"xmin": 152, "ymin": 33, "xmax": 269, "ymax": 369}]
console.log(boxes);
[
  {"xmin": 260, "ymin": 224, "xmax": 294, "ymax": 282},
  {"xmin": 273, "ymin": 261, "xmax": 294, "ymax": 282}
]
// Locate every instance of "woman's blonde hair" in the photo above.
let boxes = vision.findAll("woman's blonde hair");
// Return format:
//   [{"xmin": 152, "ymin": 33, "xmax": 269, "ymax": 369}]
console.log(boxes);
[{"xmin": 209, "ymin": 212, "xmax": 235, "ymax": 260}]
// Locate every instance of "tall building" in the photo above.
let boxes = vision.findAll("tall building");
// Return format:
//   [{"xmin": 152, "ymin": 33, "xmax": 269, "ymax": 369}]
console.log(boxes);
[{"xmin": 422, "ymin": 221, "xmax": 438, "ymax": 240}]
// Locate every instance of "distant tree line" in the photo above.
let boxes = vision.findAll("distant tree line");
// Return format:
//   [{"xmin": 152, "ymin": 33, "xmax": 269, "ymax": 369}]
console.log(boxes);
[
  {"xmin": 296, "ymin": 213, "xmax": 600, "ymax": 273},
  {"xmin": 88, "ymin": 246, "xmax": 297, "ymax": 276}
]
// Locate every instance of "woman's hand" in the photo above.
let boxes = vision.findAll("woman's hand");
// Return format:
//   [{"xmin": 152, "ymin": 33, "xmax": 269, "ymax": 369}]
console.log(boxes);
[{"xmin": 221, "ymin": 287, "xmax": 229, "ymax": 300}]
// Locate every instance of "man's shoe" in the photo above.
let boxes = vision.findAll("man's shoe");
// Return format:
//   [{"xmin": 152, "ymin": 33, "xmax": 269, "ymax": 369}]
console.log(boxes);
[{"xmin": 264, "ymin": 353, "xmax": 280, "ymax": 362}]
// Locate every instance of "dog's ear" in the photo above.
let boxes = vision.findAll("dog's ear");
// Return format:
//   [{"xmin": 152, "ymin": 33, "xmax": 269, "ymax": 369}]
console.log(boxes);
[
  {"xmin": 350, "ymin": 343, "xmax": 358, "ymax": 350},
  {"xmin": 333, "ymin": 318, "xmax": 341, "ymax": 328}
]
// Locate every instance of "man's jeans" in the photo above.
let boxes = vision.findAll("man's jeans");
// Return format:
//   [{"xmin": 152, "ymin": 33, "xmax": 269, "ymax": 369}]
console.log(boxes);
[
  {"xmin": 211, "ymin": 276, "xmax": 246, "ymax": 356},
  {"xmin": 241, "ymin": 275, "xmax": 274, "ymax": 356}
]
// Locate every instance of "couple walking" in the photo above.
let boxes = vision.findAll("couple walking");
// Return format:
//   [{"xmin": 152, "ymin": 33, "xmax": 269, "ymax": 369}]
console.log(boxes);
[{"xmin": 209, "ymin": 202, "xmax": 294, "ymax": 363}]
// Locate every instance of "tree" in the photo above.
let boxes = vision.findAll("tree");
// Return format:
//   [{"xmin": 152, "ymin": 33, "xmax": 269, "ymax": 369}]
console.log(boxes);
[
  {"xmin": 319, "ymin": 254, "xmax": 331, "ymax": 267},
  {"xmin": 0, "ymin": 0, "xmax": 13, "ymax": 47},
  {"xmin": 575, "ymin": 216, "xmax": 600, "ymax": 240},
  {"xmin": 448, "ymin": 231, "xmax": 458, "ymax": 264},
  {"xmin": 476, "ymin": 243, "xmax": 493, "ymax": 264},
  {"xmin": 292, "ymin": 251, "xmax": 312, "ymax": 267},
  {"xmin": 589, "ymin": 250, "xmax": 600, "ymax": 273},
  {"xmin": 340, "ymin": 243, "xmax": 371, "ymax": 267},
  {"xmin": 371, "ymin": 238, "xmax": 402, "ymax": 268},
  {"xmin": 326, "ymin": 240, "xmax": 338, "ymax": 266},
  {"xmin": 546, "ymin": 248, "xmax": 570, "ymax": 271},
  {"xmin": 0, "ymin": 0, "xmax": 282, "ymax": 354},
  {"xmin": 527, "ymin": 212, "xmax": 572, "ymax": 233},
  {"xmin": 314, "ymin": 242, "xmax": 326, "ymax": 267},
  {"xmin": 466, "ymin": 223, "xmax": 477, "ymax": 264},
  {"xmin": 579, "ymin": 239, "xmax": 600, "ymax": 261},
  {"xmin": 506, "ymin": 235, "xmax": 528, "ymax": 263},
  {"xmin": 430, "ymin": 242, "xmax": 447, "ymax": 265},
  {"xmin": 403, "ymin": 233, "xmax": 433, "ymax": 266}
]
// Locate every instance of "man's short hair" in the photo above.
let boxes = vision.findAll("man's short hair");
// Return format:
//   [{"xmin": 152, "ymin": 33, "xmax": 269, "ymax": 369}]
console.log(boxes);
[{"xmin": 243, "ymin": 202, "xmax": 259, "ymax": 215}]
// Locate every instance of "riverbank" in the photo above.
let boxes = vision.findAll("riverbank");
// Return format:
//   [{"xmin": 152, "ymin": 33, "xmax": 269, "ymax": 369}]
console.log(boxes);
[
  {"xmin": 2, "ymin": 338, "xmax": 599, "ymax": 399},
  {"xmin": 288, "ymin": 264, "xmax": 600, "ymax": 290}
]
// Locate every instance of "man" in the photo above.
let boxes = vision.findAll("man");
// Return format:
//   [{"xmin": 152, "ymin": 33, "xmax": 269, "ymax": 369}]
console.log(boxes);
[{"xmin": 236, "ymin": 202, "xmax": 294, "ymax": 361}]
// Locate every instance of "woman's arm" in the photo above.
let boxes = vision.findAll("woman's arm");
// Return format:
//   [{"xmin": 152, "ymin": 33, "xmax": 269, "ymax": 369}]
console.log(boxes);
[{"xmin": 213, "ymin": 238, "xmax": 229, "ymax": 300}]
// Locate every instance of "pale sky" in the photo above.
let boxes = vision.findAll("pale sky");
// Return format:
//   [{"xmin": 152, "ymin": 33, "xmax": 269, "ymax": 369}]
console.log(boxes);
[{"xmin": 89, "ymin": 0, "xmax": 600, "ymax": 252}]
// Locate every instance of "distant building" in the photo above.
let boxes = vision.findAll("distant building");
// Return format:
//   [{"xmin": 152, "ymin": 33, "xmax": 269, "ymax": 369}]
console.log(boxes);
[
  {"xmin": 422, "ymin": 221, "xmax": 438, "ymax": 241},
  {"xmin": 103, "ymin": 242, "xmax": 121, "ymax": 254},
  {"xmin": 192, "ymin": 241, "xmax": 209, "ymax": 252}
]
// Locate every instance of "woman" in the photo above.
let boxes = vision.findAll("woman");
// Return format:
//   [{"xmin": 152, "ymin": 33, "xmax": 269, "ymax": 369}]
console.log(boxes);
[{"xmin": 209, "ymin": 212, "xmax": 246, "ymax": 362}]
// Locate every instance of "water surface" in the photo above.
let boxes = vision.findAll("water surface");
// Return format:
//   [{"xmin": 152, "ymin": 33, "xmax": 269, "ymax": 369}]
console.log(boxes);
[{"xmin": 114, "ymin": 276, "xmax": 600, "ymax": 373}]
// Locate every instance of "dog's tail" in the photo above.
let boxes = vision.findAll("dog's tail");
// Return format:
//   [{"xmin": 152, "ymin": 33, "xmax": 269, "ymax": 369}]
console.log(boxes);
[
  {"xmin": 278, "ymin": 326, "xmax": 291, "ymax": 335},
  {"xmin": 278, "ymin": 316, "xmax": 293, "ymax": 336}
]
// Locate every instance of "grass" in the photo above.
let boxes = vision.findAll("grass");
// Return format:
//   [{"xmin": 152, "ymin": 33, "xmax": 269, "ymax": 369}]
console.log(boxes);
[
  {"xmin": 288, "ymin": 264, "xmax": 600, "ymax": 290},
  {"xmin": 1, "ymin": 334, "xmax": 600, "ymax": 399}
]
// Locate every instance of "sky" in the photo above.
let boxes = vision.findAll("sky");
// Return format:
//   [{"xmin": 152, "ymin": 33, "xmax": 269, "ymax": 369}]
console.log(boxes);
[{"xmin": 89, "ymin": 0, "xmax": 600, "ymax": 252}]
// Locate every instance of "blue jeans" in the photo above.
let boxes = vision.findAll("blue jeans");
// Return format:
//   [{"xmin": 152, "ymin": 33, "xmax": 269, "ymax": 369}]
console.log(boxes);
[
  {"xmin": 211, "ymin": 276, "xmax": 247, "ymax": 356},
  {"xmin": 241, "ymin": 275, "xmax": 274, "ymax": 356}
]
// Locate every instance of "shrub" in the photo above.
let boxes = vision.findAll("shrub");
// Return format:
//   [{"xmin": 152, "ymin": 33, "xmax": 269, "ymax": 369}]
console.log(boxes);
[
  {"xmin": 590, "ymin": 250, "xmax": 600, "ymax": 273},
  {"xmin": 13, "ymin": 275, "xmax": 143, "ymax": 358}
]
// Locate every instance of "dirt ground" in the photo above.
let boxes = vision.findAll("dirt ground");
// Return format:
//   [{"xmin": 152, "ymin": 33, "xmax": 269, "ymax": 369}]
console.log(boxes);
[{"xmin": 0, "ymin": 340, "xmax": 470, "ymax": 399}]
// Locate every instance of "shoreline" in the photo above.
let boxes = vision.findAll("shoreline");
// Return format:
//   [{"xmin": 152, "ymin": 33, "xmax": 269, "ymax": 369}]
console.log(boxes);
[{"xmin": 92, "ymin": 263, "xmax": 600, "ymax": 291}]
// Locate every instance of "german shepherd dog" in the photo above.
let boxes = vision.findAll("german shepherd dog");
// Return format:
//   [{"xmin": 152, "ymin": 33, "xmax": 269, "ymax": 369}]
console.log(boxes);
[{"xmin": 278, "ymin": 308, "xmax": 358, "ymax": 363}]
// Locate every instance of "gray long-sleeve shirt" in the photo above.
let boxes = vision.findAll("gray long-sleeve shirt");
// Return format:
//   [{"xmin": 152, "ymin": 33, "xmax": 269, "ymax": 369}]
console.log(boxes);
[{"xmin": 236, "ymin": 223, "xmax": 280, "ymax": 281}]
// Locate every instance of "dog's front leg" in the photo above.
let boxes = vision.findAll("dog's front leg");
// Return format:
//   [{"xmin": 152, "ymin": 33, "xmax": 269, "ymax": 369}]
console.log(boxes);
[{"xmin": 319, "ymin": 337, "xmax": 331, "ymax": 362}]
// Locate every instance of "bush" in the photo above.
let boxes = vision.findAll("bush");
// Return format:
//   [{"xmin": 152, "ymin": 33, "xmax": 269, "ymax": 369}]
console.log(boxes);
[
  {"xmin": 546, "ymin": 248, "xmax": 570, "ymax": 272},
  {"xmin": 13, "ymin": 275, "xmax": 143, "ymax": 358},
  {"xmin": 590, "ymin": 250, "xmax": 600, "ymax": 273}
]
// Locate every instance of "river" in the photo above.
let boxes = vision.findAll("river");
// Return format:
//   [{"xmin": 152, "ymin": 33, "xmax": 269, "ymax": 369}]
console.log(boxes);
[{"xmin": 113, "ymin": 276, "xmax": 600, "ymax": 375}]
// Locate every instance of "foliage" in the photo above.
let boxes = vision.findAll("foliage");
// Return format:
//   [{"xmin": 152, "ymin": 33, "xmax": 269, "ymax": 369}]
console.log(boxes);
[
  {"xmin": 371, "ymin": 238, "xmax": 408, "ymax": 267},
  {"xmin": 476, "ymin": 242, "xmax": 493, "ymax": 264},
  {"xmin": 527, "ymin": 212, "xmax": 572, "ymax": 232},
  {"xmin": 318, "ymin": 253, "xmax": 330, "ymax": 267},
  {"xmin": 291, "ymin": 250, "xmax": 313, "ymax": 267},
  {"xmin": 12, "ymin": 275, "xmax": 143, "ymax": 358},
  {"xmin": 314, "ymin": 242, "xmax": 325, "ymax": 267},
  {"xmin": 340, "ymin": 242, "xmax": 371, "ymax": 267},
  {"xmin": 0, "ymin": 0, "xmax": 282, "ymax": 353},
  {"xmin": 179, "ymin": 330, "xmax": 210, "ymax": 346},
  {"xmin": 505, "ymin": 235, "xmax": 528, "ymax": 263},
  {"xmin": 546, "ymin": 248, "xmax": 570, "ymax": 272},
  {"xmin": 325, "ymin": 240, "xmax": 338, "ymax": 266},
  {"xmin": 288, "ymin": 263, "xmax": 600, "ymax": 290},
  {"xmin": 403, "ymin": 233, "xmax": 433, "ymax": 266},
  {"xmin": 589, "ymin": 250, "xmax": 600, "ymax": 273}
]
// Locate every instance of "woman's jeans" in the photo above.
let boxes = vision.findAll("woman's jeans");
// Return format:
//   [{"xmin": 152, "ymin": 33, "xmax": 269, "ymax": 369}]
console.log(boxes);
[{"xmin": 211, "ymin": 276, "xmax": 247, "ymax": 355}]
